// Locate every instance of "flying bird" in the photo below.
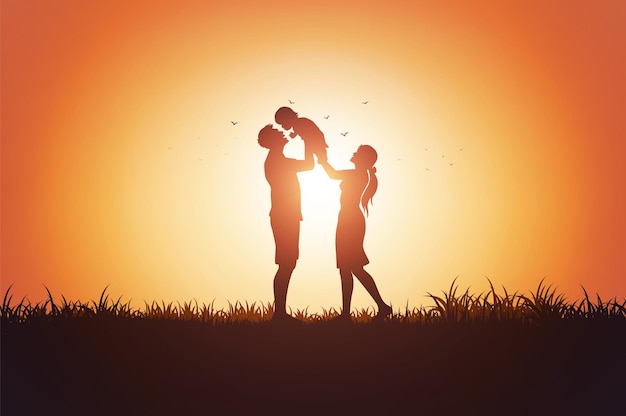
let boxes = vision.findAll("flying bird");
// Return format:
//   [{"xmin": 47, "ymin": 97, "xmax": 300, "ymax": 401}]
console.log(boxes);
[
  {"xmin": 425, "ymin": 148, "xmax": 428, "ymax": 151},
  {"xmin": 231, "ymin": 121, "xmax": 238, "ymax": 125},
  {"xmin": 340, "ymin": 132, "xmax": 349, "ymax": 136},
  {"xmin": 449, "ymin": 163, "xmax": 454, "ymax": 166},
  {"xmin": 362, "ymin": 100, "xmax": 369, "ymax": 104},
  {"xmin": 426, "ymin": 168, "xmax": 430, "ymax": 171},
  {"xmin": 324, "ymin": 115, "xmax": 330, "ymax": 119},
  {"xmin": 288, "ymin": 100, "xmax": 295, "ymax": 104},
  {"xmin": 459, "ymin": 148, "xmax": 464, "ymax": 151}
]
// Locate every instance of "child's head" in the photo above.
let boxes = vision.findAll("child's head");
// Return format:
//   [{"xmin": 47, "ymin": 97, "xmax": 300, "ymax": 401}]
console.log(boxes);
[
  {"xmin": 275, "ymin": 107, "xmax": 298, "ymax": 129},
  {"xmin": 258, "ymin": 124, "xmax": 287, "ymax": 150}
]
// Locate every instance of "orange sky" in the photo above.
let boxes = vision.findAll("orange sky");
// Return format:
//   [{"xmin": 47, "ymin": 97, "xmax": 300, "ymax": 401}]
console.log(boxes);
[{"xmin": 2, "ymin": 0, "xmax": 625, "ymax": 311}]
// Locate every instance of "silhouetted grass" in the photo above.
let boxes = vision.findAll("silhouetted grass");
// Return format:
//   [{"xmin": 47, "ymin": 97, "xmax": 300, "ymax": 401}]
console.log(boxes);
[
  {"xmin": 2, "ymin": 278, "xmax": 624, "ymax": 325},
  {"xmin": 3, "ymin": 279, "xmax": 625, "ymax": 415}
]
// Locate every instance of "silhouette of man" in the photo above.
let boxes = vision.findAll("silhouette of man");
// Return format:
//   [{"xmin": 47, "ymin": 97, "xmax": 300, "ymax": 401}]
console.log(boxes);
[{"xmin": 258, "ymin": 125, "xmax": 314, "ymax": 322}]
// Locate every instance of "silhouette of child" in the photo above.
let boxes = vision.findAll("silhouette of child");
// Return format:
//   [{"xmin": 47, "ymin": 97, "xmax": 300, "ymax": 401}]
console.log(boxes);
[{"xmin": 275, "ymin": 107, "xmax": 328, "ymax": 162}]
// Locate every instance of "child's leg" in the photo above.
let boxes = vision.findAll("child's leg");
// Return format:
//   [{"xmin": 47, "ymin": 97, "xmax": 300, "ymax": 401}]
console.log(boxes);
[{"xmin": 316, "ymin": 147, "xmax": 328, "ymax": 164}]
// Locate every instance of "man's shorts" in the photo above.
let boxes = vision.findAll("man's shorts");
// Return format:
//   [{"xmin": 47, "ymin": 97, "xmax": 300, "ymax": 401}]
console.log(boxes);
[{"xmin": 270, "ymin": 217, "xmax": 300, "ymax": 266}]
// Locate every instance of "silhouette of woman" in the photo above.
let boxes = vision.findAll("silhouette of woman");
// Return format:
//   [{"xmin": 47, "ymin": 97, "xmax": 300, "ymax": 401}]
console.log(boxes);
[{"xmin": 319, "ymin": 145, "xmax": 392, "ymax": 321}]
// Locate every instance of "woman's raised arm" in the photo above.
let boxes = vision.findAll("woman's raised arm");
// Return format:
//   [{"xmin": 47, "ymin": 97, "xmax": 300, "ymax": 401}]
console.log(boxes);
[{"xmin": 319, "ymin": 159, "xmax": 347, "ymax": 180}]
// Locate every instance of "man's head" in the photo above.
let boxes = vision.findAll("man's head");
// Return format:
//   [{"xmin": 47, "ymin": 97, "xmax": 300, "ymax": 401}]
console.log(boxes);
[
  {"xmin": 274, "ymin": 107, "xmax": 298, "ymax": 130},
  {"xmin": 258, "ymin": 124, "xmax": 288, "ymax": 150}
]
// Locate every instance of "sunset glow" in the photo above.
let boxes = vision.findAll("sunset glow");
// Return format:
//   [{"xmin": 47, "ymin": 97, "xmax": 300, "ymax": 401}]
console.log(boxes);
[{"xmin": 2, "ymin": 0, "xmax": 625, "ymax": 312}]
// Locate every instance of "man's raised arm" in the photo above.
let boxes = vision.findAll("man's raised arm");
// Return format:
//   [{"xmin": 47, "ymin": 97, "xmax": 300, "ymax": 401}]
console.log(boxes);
[{"xmin": 293, "ymin": 141, "xmax": 314, "ymax": 172}]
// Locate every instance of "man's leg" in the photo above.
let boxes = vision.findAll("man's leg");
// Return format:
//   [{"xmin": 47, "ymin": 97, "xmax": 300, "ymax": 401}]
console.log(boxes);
[
  {"xmin": 270, "ymin": 217, "xmax": 299, "ymax": 319},
  {"xmin": 274, "ymin": 262, "xmax": 295, "ymax": 316}
]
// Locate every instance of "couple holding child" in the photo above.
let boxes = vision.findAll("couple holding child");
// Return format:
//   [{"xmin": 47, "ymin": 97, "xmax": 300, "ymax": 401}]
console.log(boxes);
[{"xmin": 258, "ymin": 107, "xmax": 392, "ymax": 323}]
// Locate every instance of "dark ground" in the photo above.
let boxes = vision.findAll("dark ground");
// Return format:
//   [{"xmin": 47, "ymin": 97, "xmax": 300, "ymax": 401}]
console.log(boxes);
[{"xmin": 2, "ymin": 319, "xmax": 625, "ymax": 415}]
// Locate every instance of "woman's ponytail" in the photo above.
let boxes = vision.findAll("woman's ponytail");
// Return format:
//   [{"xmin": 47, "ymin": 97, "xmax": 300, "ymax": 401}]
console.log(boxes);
[{"xmin": 361, "ymin": 166, "xmax": 378, "ymax": 216}]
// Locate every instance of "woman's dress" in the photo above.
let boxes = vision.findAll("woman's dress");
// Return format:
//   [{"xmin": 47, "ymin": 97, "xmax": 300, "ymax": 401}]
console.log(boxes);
[{"xmin": 335, "ymin": 170, "xmax": 369, "ymax": 269}]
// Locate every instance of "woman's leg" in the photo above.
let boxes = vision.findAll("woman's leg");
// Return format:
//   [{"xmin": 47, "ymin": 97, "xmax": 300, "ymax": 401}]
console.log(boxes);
[
  {"xmin": 339, "ymin": 268, "xmax": 353, "ymax": 317},
  {"xmin": 353, "ymin": 267, "xmax": 391, "ymax": 316}
]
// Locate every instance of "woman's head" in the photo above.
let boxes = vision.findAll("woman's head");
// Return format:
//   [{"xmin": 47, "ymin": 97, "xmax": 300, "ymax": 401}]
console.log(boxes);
[{"xmin": 351, "ymin": 145, "xmax": 378, "ymax": 169}]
